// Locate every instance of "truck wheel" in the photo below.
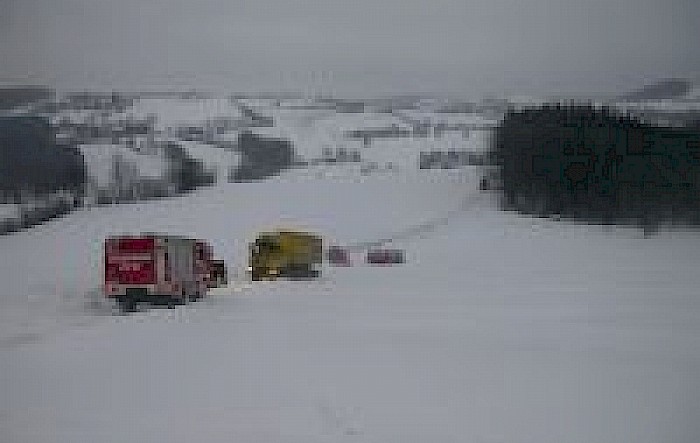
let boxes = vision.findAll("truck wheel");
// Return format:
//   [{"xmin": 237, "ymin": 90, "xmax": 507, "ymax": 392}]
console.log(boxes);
[{"xmin": 118, "ymin": 296, "xmax": 136, "ymax": 313}]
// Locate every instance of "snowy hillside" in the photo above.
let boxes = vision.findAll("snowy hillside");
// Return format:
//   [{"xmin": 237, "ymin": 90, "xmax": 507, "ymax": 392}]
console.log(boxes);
[
  {"xmin": 1, "ymin": 99, "xmax": 699, "ymax": 443},
  {"xmin": 67, "ymin": 96, "xmax": 244, "ymax": 205},
  {"xmin": 180, "ymin": 140, "xmax": 240, "ymax": 182},
  {"xmin": 79, "ymin": 143, "xmax": 170, "ymax": 190},
  {"xmin": 129, "ymin": 97, "xmax": 243, "ymax": 132}
]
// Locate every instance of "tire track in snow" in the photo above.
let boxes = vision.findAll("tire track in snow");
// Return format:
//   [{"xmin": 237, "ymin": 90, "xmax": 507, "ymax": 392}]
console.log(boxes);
[{"xmin": 345, "ymin": 183, "xmax": 486, "ymax": 252}]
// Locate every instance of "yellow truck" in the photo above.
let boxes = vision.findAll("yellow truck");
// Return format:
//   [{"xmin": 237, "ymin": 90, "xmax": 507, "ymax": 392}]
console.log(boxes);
[{"xmin": 249, "ymin": 230, "xmax": 323, "ymax": 280}]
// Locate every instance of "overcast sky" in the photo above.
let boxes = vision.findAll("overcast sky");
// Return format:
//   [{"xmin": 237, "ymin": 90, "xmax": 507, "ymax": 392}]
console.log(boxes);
[{"xmin": 1, "ymin": 0, "xmax": 698, "ymax": 99}]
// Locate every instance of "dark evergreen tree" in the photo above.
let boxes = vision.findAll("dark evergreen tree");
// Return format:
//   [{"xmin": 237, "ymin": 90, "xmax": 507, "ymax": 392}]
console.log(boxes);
[{"xmin": 493, "ymin": 105, "xmax": 700, "ymax": 231}]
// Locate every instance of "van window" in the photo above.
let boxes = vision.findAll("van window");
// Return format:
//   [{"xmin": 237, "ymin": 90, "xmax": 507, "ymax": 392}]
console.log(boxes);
[{"xmin": 256, "ymin": 238, "xmax": 278, "ymax": 253}]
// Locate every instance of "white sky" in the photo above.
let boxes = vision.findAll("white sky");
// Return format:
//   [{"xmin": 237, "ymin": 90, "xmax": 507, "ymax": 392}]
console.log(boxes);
[{"xmin": 2, "ymin": 0, "xmax": 699, "ymax": 99}]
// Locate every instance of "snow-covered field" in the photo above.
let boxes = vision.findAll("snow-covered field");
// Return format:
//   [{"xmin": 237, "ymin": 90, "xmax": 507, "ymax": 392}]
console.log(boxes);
[
  {"xmin": 129, "ymin": 97, "xmax": 242, "ymax": 132},
  {"xmin": 80, "ymin": 143, "xmax": 170, "ymax": 189},
  {"xmin": 1, "ymin": 100, "xmax": 699, "ymax": 443}
]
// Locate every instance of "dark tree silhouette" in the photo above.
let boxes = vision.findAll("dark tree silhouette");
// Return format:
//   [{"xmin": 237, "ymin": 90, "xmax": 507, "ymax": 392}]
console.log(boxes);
[
  {"xmin": 230, "ymin": 131, "xmax": 293, "ymax": 182},
  {"xmin": 493, "ymin": 105, "xmax": 700, "ymax": 231},
  {"xmin": 0, "ymin": 115, "xmax": 86, "ymax": 195}
]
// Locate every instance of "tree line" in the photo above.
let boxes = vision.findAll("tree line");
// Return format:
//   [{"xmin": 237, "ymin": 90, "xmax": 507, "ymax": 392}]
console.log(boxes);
[
  {"xmin": 0, "ymin": 116, "xmax": 85, "ymax": 201},
  {"xmin": 492, "ymin": 104, "xmax": 700, "ymax": 234}
]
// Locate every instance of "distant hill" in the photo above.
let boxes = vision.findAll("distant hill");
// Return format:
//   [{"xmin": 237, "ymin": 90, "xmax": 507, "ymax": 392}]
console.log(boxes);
[
  {"xmin": 0, "ymin": 86, "xmax": 54, "ymax": 110},
  {"xmin": 619, "ymin": 78, "xmax": 692, "ymax": 101}
]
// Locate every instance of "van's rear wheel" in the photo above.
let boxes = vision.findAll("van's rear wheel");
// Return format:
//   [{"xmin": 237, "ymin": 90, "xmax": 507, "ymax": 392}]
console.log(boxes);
[
  {"xmin": 285, "ymin": 264, "xmax": 317, "ymax": 280},
  {"xmin": 188, "ymin": 287, "xmax": 201, "ymax": 302},
  {"xmin": 117, "ymin": 296, "xmax": 136, "ymax": 313}
]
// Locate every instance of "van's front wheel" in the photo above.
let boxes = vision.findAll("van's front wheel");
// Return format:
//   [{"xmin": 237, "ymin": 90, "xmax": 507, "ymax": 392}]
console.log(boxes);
[{"xmin": 251, "ymin": 269, "xmax": 263, "ymax": 281}]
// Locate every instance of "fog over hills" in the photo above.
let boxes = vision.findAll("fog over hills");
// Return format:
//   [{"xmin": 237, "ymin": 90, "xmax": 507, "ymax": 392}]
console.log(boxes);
[{"xmin": 2, "ymin": 0, "xmax": 698, "ymax": 100}]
